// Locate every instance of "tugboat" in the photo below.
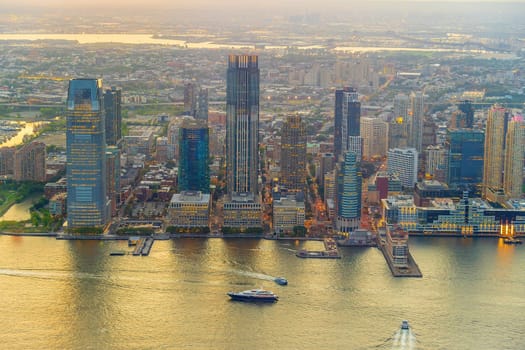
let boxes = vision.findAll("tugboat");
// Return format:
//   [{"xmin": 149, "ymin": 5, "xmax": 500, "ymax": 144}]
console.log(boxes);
[
  {"xmin": 227, "ymin": 289, "xmax": 278, "ymax": 303},
  {"xmin": 401, "ymin": 320, "xmax": 410, "ymax": 330},
  {"xmin": 274, "ymin": 277, "xmax": 288, "ymax": 286}
]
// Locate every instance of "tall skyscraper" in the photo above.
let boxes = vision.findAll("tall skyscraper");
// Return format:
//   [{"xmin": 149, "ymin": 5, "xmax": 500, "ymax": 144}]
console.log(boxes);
[
  {"xmin": 482, "ymin": 104, "xmax": 508, "ymax": 199},
  {"xmin": 226, "ymin": 54, "xmax": 259, "ymax": 195},
  {"xmin": 446, "ymin": 129, "xmax": 484, "ymax": 187},
  {"xmin": 409, "ymin": 92, "xmax": 424, "ymax": 153},
  {"xmin": 103, "ymin": 87, "xmax": 122, "ymax": 146},
  {"xmin": 336, "ymin": 152, "xmax": 362, "ymax": 234},
  {"xmin": 280, "ymin": 114, "xmax": 307, "ymax": 192},
  {"xmin": 178, "ymin": 119, "xmax": 210, "ymax": 193},
  {"xmin": 387, "ymin": 148, "xmax": 418, "ymax": 188},
  {"xmin": 334, "ymin": 87, "xmax": 360, "ymax": 161},
  {"xmin": 503, "ymin": 115, "xmax": 525, "ymax": 199},
  {"xmin": 66, "ymin": 78, "xmax": 108, "ymax": 229}
]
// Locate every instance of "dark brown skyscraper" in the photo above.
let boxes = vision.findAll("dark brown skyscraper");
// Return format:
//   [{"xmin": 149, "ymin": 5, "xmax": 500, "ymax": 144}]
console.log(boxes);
[{"xmin": 280, "ymin": 114, "xmax": 307, "ymax": 192}]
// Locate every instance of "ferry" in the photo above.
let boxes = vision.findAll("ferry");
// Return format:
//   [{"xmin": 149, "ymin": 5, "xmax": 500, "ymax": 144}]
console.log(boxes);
[
  {"xmin": 401, "ymin": 320, "xmax": 410, "ymax": 330},
  {"xmin": 227, "ymin": 289, "xmax": 278, "ymax": 302}
]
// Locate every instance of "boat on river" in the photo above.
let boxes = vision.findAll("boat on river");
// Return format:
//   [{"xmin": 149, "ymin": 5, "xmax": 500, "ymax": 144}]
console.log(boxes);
[
  {"xmin": 274, "ymin": 277, "xmax": 288, "ymax": 285},
  {"xmin": 503, "ymin": 238, "xmax": 522, "ymax": 245},
  {"xmin": 227, "ymin": 289, "xmax": 278, "ymax": 302},
  {"xmin": 401, "ymin": 320, "xmax": 410, "ymax": 330}
]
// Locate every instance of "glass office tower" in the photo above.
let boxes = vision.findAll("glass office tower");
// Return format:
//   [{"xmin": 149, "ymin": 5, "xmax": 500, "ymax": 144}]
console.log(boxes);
[{"xmin": 66, "ymin": 79, "xmax": 108, "ymax": 230}]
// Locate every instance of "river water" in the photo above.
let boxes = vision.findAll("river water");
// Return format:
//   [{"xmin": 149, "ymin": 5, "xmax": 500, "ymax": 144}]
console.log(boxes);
[{"xmin": 0, "ymin": 236, "xmax": 523, "ymax": 350}]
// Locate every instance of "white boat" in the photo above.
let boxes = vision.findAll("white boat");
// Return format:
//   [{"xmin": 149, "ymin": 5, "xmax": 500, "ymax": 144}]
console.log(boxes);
[{"xmin": 227, "ymin": 289, "xmax": 278, "ymax": 302}]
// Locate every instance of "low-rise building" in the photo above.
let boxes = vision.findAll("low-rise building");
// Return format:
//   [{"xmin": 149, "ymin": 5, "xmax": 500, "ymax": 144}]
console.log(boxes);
[
  {"xmin": 168, "ymin": 191, "xmax": 211, "ymax": 228},
  {"xmin": 385, "ymin": 225, "xmax": 408, "ymax": 268},
  {"xmin": 223, "ymin": 192, "xmax": 262, "ymax": 230},
  {"xmin": 273, "ymin": 194, "xmax": 305, "ymax": 234}
]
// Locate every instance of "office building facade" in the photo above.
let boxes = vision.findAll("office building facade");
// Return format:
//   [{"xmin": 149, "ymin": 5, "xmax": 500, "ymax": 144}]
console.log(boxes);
[
  {"xmin": 446, "ymin": 129, "xmax": 484, "ymax": 187},
  {"xmin": 178, "ymin": 119, "xmax": 210, "ymax": 193}
]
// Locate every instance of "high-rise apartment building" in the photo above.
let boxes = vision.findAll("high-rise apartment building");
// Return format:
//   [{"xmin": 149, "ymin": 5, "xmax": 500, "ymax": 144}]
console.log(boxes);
[
  {"xmin": 0, "ymin": 147, "xmax": 15, "ymax": 176},
  {"xmin": 280, "ymin": 114, "xmax": 307, "ymax": 192},
  {"xmin": 503, "ymin": 116, "xmax": 525, "ymax": 198},
  {"xmin": 409, "ymin": 92, "xmax": 425, "ymax": 153},
  {"xmin": 178, "ymin": 119, "xmax": 210, "ymax": 193},
  {"xmin": 336, "ymin": 151, "xmax": 362, "ymax": 234},
  {"xmin": 103, "ymin": 87, "xmax": 122, "ymax": 146},
  {"xmin": 14, "ymin": 141, "xmax": 46, "ymax": 182},
  {"xmin": 424, "ymin": 145, "xmax": 447, "ymax": 182},
  {"xmin": 66, "ymin": 78, "xmax": 108, "ymax": 229},
  {"xmin": 197, "ymin": 88, "xmax": 209, "ymax": 122},
  {"xmin": 393, "ymin": 93, "xmax": 409, "ymax": 120},
  {"xmin": 226, "ymin": 54, "xmax": 259, "ymax": 195},
  {"xmin": 361, "ymin": 117, "xmax": 388, "ymax": 159},
  {"xmin": 184, "ymin": 82, "xmax": 197, "ymax": 116},
  {"xmin": 105, "ymin": 146, "xmax": 120, "ymax": 217},
  {"xmin": 334, "ymin": 87, "xmax": 360, "ymax": 160},
  {"xmin": 482, "ymin": 104, "xmax": 508, "ymax": 199},
  {"xmin": 388, "ymin": 117, "xmax": 409, "ymax": 150},
  {"xmin": 387, "ymin": 148, "xmax": 418, "ymax": 188},
  {"xmin": 446, "ymin": 129, "xmax": 484, "ymax": 187}
]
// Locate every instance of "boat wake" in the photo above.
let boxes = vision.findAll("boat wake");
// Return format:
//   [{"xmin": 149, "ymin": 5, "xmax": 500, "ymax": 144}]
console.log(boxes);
[
  {"xmin": 391, "ymin": 328, "xmax": 417, "ymax": 350},
  {"xmin": 230, "ymin": 269, "xmax": 276, "ymax": 282}
]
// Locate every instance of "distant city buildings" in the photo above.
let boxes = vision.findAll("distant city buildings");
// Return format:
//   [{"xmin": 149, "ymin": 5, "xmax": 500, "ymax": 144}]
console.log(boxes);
[{"xmin": 66, "ymin": 78, "xmax": 109, "ymax": 229}]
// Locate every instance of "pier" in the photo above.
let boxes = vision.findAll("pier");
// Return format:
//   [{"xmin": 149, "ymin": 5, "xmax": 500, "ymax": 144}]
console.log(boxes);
[
  {"xmin": 132, "ymin": 237, "xmax": 154, "ymax": 256},
  {"xmin": 378, "ymin": 240, "xmax": 422, "ymax": 277},
  {"xmin": 296, "ymin": 237, "xmax": 341, "ymax": 259}
]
